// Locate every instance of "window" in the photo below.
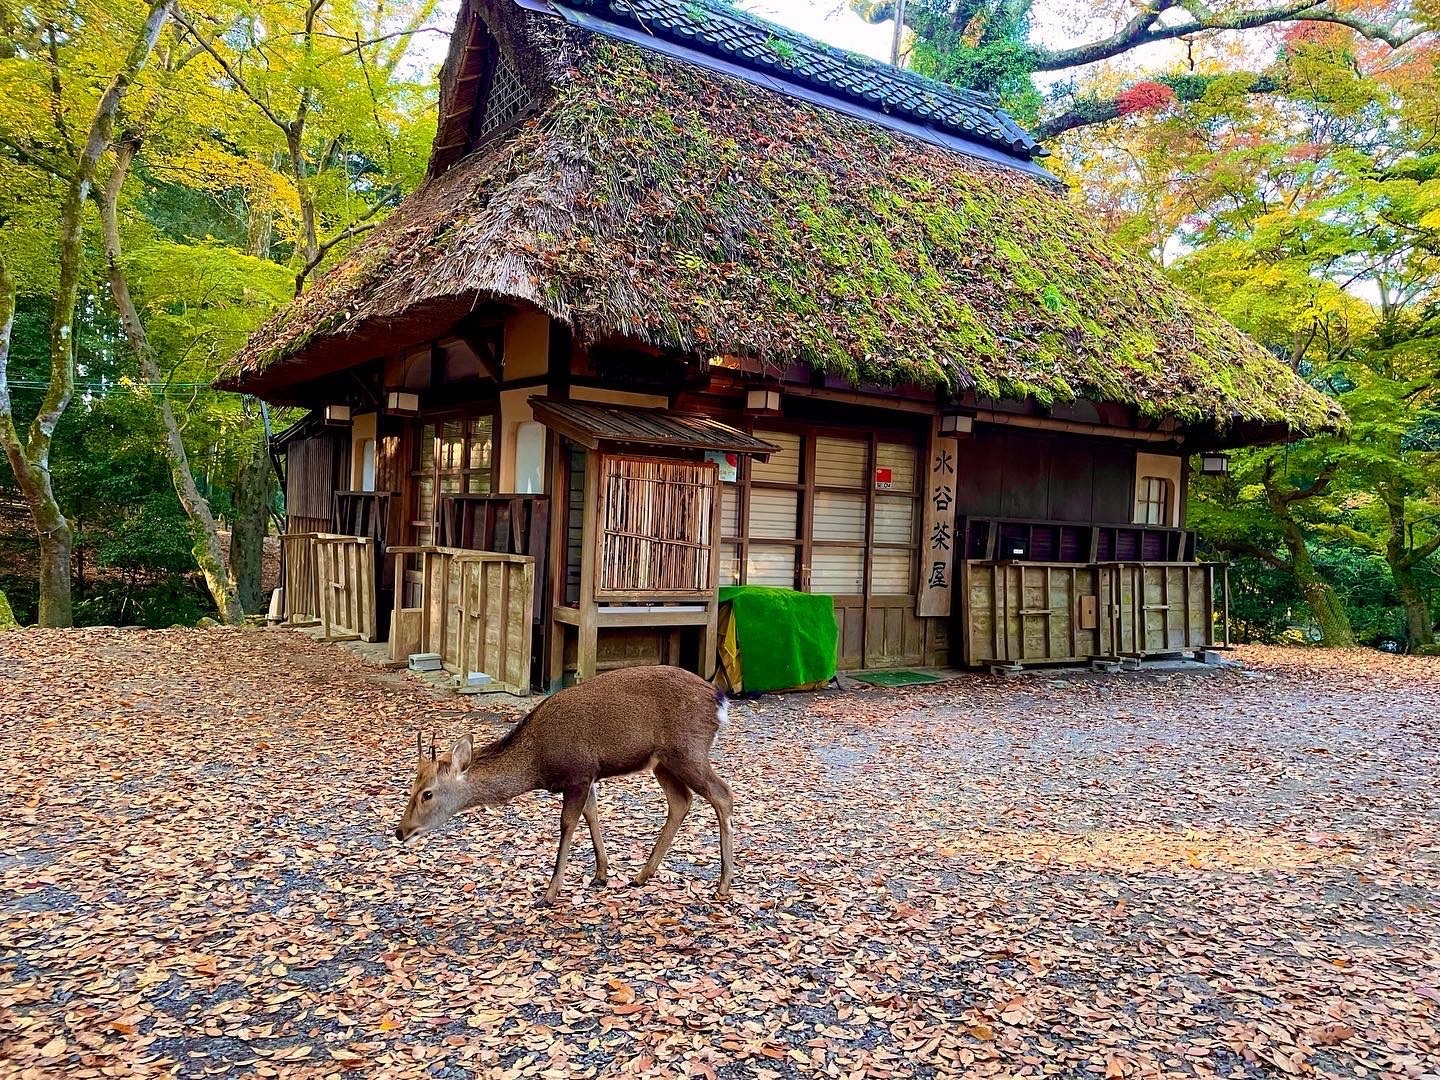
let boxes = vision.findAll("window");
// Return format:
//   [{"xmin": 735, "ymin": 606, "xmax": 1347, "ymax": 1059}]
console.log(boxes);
[
  {"xmin": 410, "ymin": 415, "xmax": 495, "ymax": 545},
  {"xmin": 465, "ymin": 32, "xmax": 531, "ymax": 155},
  {"xmin": 720, "ymin": 427, "xmax": 920, "ymax": 597},
  {"xmin": 359, "ymin": 439, "xmax": 376, "ymax": 492},
  {"xmin": 1137, "ymin": 476, "xmax": 1172, "ymax": 526}
]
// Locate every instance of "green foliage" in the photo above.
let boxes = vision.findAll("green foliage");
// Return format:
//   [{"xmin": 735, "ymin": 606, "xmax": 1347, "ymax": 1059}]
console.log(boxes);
[{"xmin": 0, "ymin": 0, "xmax": 438, "ymax": 622}]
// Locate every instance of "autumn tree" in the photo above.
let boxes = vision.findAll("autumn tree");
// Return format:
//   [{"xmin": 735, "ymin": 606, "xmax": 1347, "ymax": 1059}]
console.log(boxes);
[
  {"xmin": 854, "ymin": 0, "xmax": 1432, "ymax": 138},
  {"xmin": 0, "ymin": 0, "xmax": 175, "ymax": 626}
]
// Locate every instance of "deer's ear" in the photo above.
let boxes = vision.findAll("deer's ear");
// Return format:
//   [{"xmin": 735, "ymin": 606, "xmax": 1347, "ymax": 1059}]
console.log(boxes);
[{"xmin": 449, "ymin": 735, "xmax": 473, "ymax": 775}]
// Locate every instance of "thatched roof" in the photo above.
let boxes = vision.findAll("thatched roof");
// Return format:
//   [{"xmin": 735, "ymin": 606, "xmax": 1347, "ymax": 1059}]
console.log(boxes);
[{"xmin": 221, "ymin": 0, "xmax": 1343, "ymax": 439}]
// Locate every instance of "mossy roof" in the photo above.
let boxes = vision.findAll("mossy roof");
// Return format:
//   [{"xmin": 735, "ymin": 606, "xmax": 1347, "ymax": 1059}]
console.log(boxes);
[{"xmin": 223, "ymin": 4, "xmax": 1343, "ymax": 439}]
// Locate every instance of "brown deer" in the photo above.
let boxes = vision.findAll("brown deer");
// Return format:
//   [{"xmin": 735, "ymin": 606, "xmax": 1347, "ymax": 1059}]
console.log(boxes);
[{"xmin": 394, "ymin": 665, "xmax": 734, "ymax": 903}]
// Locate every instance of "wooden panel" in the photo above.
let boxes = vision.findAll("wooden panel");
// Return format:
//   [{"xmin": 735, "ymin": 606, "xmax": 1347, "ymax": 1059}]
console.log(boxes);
[
  {"xmin": 286, "ymin": 437, "xmax": 339, "ymax": 522},
  {"xmin": 746, "ymin": 544, "xmax": 797, "ymax": 587},
  {"xmin": 749, "ymin": 488, "xmax": 799, "ymax": 538},
  {"xmin": 1091, "ymin": 443, "xmax": 1135, "ymax": 522},
  {"xmin": 961, "ymin": 560, "xmax": 1111, "ymax": 665},
  {"xmin": 812, "ymin": 548, "xmax": 863, "ymax": 594},
  {"xmin": 389, "ymin": 546, "xmax": 536, "ymax": 695},
  {"xmin": 1048, "ymin": 446, "xmax": 1095, "ymax": 522},
  {"xmin": 281, "ymin": 533, "xmax": 320, "ymax": 624},
  {"xmin": 814, "ymin": 436, "xmax": 867, "ymax": 488},
  {"xmin": 812, "ymin": 491, "xmax": 865, "ymax": 541},
  {"xmin": 916, "ymin": 430, "xmax": 959, "ymax": 617},
  {"xmin": 864, "ymin": 596, "xmax": 924, "ymax": 668},
  {"xmin": 1108, "ymin": 562, "xmax": 1218, "ymax": 657},
  {"xmin": 833, "ymin": 597, "xmax": 865, "ymax": 670},
  {"xmin": 953, "ymin": 432, "xmax": 1006, "ymax": 517},
  {"xmin": 750, "ymin": 430, "xmax": 802, "ymax": 483},
  {"xmin": 999, "ymin": 435, "xmax": 1051, "ymax": 519},
  {"xmin": 313, "ymin": 535, "xmax": 378, "ymax": 642},
  {"xmin": 595, "ymin": 455, "xmax": 717, "ymax": 598},
  {"xmin": 875, "ymin": 441, "xmax": 918, "ymax": 492}
]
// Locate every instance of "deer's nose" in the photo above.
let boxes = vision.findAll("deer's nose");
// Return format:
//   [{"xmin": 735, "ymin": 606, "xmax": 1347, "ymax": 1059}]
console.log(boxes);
[{"xmin": 394, "ymin": 827, "xmax": 406, "ymax": 842}]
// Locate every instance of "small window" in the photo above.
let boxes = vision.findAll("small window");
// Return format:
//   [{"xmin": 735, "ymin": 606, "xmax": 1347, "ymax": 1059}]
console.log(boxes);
[
  {"xmin": 1137, "ymin": 476, "xmax": 1172, "ymax": 526},
  {"xmin": 465, "ymin": 32, "xmax": 531, "ymax": 155}
]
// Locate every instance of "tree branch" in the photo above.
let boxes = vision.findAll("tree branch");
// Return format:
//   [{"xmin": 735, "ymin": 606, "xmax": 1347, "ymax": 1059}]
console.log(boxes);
[
  {"xmin": 1031, "ymin": 0, "xmax": 1420, "ymax": 73},
  {"xmin": 172, "ymin": 6, "xmax": 293, "ymax": 137},
  {"xmin": 1215, "ymin": 538, "xmax": 1293, "ymax": 572},
  {"xmin": 1035, "ymin": 72, "xmax": 1279, "ymax": 141},
  {"xmin": 293, "ymin": 196, "xmax": 396, "ymax": 294}
]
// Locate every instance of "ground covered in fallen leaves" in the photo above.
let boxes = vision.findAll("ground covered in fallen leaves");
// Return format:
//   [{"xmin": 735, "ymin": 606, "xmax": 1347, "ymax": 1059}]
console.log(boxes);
[{"xmin": 2, "ymin": 630, "xmax": 1438, "ymax": 1079}]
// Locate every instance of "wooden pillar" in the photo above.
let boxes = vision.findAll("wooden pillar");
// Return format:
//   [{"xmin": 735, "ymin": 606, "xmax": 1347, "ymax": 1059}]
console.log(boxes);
[
  {"xmin": 576, "ymin": 449, "xmax": 601, "ymax": 681},
  {"xmin": 546, "ymin": 437, "xmax": 570, "ymax": 691}
]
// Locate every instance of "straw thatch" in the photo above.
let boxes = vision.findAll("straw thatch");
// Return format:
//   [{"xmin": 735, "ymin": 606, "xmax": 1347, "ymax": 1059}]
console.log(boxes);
[{"xmin": 221, "ymin": 0, "xmax": 1342, "ymax": 437}]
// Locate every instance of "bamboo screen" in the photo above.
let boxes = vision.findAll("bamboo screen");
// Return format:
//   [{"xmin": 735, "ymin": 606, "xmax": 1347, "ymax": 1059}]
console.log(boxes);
[{"xmin": 596, "ymin": 455, "xmax": 717, "ymax": 598}]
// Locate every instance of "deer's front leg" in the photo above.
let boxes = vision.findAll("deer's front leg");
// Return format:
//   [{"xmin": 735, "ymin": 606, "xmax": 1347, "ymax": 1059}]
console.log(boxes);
[
  {"xmin": 543, "ymin": 787, "xmax": 587, "ymax": 905},
  {"xmin": 582, "ymin": 784, "xmax": 609, "ymax": 886}
]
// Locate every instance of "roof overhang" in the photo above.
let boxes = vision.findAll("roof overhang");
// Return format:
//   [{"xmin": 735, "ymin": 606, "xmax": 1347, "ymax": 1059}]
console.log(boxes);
[{"xmin": 529, "ymin": 396, "xmax": 778, "ymax": 458}]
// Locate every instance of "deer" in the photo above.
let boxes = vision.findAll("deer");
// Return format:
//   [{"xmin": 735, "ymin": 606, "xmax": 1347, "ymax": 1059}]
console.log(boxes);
[{"xmin": 394, "ymin": 665, "xmax": 734, "ymax": 903}]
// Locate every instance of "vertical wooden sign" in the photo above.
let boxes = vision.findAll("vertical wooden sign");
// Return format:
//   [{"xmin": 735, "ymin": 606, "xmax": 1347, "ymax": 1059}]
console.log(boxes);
[{"xmin": 916, "ymin": 424, "xmax": 958, "ymax": 618}]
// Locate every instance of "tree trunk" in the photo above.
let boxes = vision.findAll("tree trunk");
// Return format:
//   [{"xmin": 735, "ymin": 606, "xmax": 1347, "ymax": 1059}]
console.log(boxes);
[
  {"xmin": 1392, "ymin": 562, "xmax": 1433, "ymax": 649},
  {"xmin": 99, "ymin": 139, "xmax": 244, "ymax": 625},
  {"xmin": 1278, "ymin": 517, "xmax": 1355, "ymax": 647},
  {"xmin": 1379, "ymin": 481, "xmax": 1435, "ymax": 650},
  {"xmin": 232, "ymin": 434, "xmax": 276, "ymax": 613}
]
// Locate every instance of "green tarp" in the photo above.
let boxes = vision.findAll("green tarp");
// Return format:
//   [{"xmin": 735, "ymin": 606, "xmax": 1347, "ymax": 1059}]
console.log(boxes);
[{"xmin": 718, "ymin": 585, "xmax": 837, "ymax": 693}]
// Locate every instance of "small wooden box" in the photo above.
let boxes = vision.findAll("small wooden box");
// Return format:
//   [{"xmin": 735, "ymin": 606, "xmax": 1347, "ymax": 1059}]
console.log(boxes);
[{"xmin": 1077, "ymin": 595, "xmax": 1099, "ymax": 631}]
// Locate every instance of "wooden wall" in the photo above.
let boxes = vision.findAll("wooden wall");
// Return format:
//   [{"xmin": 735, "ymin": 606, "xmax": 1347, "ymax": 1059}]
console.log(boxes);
[
  {"xmin": 284, "ymin": 434, "xmax": 343, "ymax": 533},
  {"xmin": 954, "ymin": 430, "xmax": 1137, "ymax": 523}
]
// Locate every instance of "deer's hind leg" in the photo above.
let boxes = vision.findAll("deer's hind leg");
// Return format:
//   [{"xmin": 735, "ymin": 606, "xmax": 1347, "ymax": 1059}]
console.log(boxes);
[
  {"xmin": 583, "ymin": 784, "xmax": 609, "ymax": 886},
  {"xmin": 671, "ymin": 762, "xmax": 734, "ymax": 900},
  {"xmin": 633, "ymin": 764, "xmax": 692, "ymax": 887}
]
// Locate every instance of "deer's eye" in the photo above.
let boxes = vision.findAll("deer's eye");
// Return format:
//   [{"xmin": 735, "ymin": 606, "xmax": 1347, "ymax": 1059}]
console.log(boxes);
[{"xmin": 422, "ymin": 790, "xmax": 434, "ymax": 802}]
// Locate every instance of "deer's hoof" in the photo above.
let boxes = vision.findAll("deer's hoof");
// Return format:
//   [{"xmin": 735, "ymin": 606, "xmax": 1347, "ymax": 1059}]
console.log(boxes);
[
  {"xmin": 535, "ymin": 895, "xmax": 555, "ymax": 908},
  {"xmin": 590, "ymin": 875, "xmax": 608, "ymax": 888},
  {"xmin": 628, "ymin": 875, "xmax": 649, "ymax": 888},
  {"xmin": 715, "ymin": 886, "xmax": 732, "ymax": 901}
]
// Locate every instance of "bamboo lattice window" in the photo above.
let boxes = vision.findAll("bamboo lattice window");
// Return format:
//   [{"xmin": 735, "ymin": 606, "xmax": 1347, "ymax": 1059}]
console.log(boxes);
[{"xmin": 596, "ymin": 455, "xmax": 717, "ymax": 598}]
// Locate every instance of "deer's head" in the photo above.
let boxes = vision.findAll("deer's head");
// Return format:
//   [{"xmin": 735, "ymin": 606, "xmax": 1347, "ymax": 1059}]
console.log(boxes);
[{"xmin": 394, "ymin": 732, "xmax": 473, "ymax": 844}]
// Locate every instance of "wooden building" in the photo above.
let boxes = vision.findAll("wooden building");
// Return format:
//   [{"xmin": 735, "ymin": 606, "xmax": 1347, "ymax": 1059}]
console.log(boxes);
[{"xmin": 221, "ymin": 0, "xmax": 1343, "ymax": 690}]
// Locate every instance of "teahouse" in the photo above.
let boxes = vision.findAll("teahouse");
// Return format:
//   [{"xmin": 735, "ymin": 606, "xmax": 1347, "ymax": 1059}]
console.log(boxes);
[{"xmin": 222, "ymin": 0, "xmax": 1343, "ymax": 690}]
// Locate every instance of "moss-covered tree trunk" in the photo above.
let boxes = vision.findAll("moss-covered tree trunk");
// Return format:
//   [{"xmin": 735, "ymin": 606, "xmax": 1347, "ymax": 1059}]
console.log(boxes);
[
  {"xmin": 1263, "ymin": 460, "xmax": 1355, "ymax": 648},
  {"xmin": 99, "ymin": 137, "xmax": 243, "ymax": 625},
  {"xmin": 1283, "ymin": 522, "xmax": 1356, "ymax": 647},
  {"xmin": 1380, "ymin": 483, "xmax": 1437, "ymax": 649},
  {"xmin": 232, "ymin": 434, "xmax": 276, "ymax": 614}
]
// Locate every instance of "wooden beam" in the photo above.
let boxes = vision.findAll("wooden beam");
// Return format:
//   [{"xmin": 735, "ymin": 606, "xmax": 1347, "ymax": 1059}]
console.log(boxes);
[{"xmin": 974, "ymin": 410, "xmax": 1181, "ymax": 444}]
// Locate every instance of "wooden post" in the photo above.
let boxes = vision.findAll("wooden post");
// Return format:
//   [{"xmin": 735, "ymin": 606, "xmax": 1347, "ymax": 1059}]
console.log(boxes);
[
  {"xmin": 701, "ymin": 457, "xmax": 723, "ymax": 679},
  {"xmin": 1222, "ymin": 563, "xmax": 1231, "ymax": 648},
  {"xmin": 577, "ymin": 449, "xmax": 600, "ymax": 681}
]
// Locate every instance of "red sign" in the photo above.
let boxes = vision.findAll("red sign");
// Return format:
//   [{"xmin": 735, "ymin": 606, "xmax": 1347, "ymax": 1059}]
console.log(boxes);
[{"xmin": 874, "ymin": 467, "xmax": 893, "ymax": 490}]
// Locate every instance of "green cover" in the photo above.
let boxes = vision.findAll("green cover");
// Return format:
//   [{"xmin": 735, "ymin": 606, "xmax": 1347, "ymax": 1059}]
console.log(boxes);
[{"xmin": 718, "ymin": 585, "xmax": 837, "ymax": 692}]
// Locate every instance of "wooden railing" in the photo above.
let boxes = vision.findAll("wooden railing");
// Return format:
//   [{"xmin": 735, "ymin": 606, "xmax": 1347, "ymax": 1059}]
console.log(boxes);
[
  {"xmin": 960, "ymin": 516, "xmax": 1196, "ymax": 563},
  {"xmin": 332, "ymin": 491, "xmax": 394, "ymax": 544},
  {"xmin": 279, "ymin": 532, "xmax": 379, "ymax": 643},
  {"xmin": 960, "ymin": 558, "xmax": 1228, "ymax": 667},
  {"xmin": 390, "ymin": 545, "xmax": 535, "ymax": 696}
]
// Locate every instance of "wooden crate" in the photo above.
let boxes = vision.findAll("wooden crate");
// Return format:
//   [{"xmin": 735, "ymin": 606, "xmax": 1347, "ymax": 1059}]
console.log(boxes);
[
  {"xmin": 1105, "ymin": 562, "xmax": 1218, "ymax": 656},
  {"xmin": 961, "ymin": 560, "xmax": 1113, "ymax": 665}
]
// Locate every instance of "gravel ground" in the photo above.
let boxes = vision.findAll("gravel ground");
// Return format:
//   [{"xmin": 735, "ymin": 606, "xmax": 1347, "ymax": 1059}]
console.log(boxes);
[{"xmin": 1, "ymin": 629, "xmax": 1437, "ymax": 1079}]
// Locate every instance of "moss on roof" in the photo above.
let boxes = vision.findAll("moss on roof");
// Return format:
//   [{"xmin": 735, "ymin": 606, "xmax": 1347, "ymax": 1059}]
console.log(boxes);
[{"xmin": 224, "ymin": 20, "xmax": 1343, "ymax": 437}]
